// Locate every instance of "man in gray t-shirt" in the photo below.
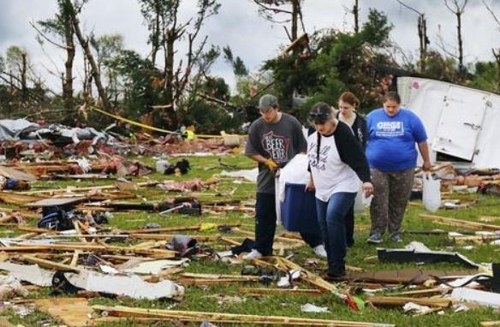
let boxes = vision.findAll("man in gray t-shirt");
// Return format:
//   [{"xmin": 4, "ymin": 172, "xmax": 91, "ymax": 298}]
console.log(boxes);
[{"xmin": 243, "ymin": 94, "xmax": 325, "ymax": 260}]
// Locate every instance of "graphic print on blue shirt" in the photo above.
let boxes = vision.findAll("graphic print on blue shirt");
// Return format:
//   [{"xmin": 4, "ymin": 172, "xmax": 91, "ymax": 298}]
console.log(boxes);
[
  {"xmin": 375, "ymin": 121, "xmax": 405, "ymax": 137},
  {"xmin": 261, "ymin": 131, "xmax": 289, "ymax": 163}
]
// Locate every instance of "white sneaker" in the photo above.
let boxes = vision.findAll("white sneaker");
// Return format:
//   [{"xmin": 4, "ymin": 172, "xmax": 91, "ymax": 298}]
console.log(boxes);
[
  {"xmin": 313, "ymin": 245, "xmax": 327, "ymax": 258},
  {"xmin": 243, "ymin": 249, "xmax": 263, "ymax": 260}
]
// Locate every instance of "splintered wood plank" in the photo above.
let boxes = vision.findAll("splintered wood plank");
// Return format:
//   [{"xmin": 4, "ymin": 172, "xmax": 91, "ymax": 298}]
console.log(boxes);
[
  {"xmin": 92, "ymin": 304, "xmax": 394, "ymax": 326},
  {"xmin": 23, "ymin": 196, "xmax": 87, "ymax": 208},
  {"xmin": 0, "ymin": 316, "xmax": 16, "ymax": 327},
  {"xmin": 0, "ymin": 165, "xmax": 38, "ymax": 181},
  {"xmin": 34, "ymin": 297, "xmax": 93, "ymax": 327},
  {"xmin": 419, "ymin": 214, "xmax": 500, "ymax": 230}
]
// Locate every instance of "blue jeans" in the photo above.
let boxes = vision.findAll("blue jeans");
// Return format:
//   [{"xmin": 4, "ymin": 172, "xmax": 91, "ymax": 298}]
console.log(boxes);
[
  {"xmin": 316, "ymin": 192, "xmax": 357, "ymax": 276},
  {"xmin": 254, "ymin": 193, "xmax": 323, "ymax": 256}
]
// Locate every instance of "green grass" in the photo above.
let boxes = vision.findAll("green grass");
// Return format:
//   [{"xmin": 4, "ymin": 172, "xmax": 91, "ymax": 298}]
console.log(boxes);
[{"xmin": 4, "ymin": 153, "xmax": 500, "ymax": 326}]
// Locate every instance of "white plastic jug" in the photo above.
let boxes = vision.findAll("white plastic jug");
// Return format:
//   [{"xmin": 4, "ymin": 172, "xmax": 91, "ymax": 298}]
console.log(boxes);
[
  {"xmin": 422, "ymin": 173, "xmax": 441, "ymax": 212},
  {"xmin": 156, "ymin": 159, "xmax": 170, "ymax": 174},
  {"xmin": 353, "ymin": 186, "xmax": 373, "ymax": 212}
]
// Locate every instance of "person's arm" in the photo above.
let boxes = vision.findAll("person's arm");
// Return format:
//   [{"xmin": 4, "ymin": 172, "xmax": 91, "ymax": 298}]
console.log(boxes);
[
  {"xmin": 418, "ymin": 141, "xmax": 431, "ymax": 171},
  {"xmin": 247, "ymin": 154, "xmax": 279, "ymax": 172},
  {"xmin": 305, "ymin": 172, "xmax": 315, "ymax": 192}
]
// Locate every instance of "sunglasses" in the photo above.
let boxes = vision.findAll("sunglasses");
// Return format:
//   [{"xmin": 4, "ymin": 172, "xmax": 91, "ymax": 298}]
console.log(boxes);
[{"xmin": 309, "ymin": 112, "xmax": 331, "ymax": 124}]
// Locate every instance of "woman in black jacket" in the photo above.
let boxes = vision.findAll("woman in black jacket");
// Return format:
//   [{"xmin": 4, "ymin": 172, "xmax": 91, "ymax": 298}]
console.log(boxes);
[{"xmin": 336, "ymin": 92, "xmax": 368, "ymax": 247}]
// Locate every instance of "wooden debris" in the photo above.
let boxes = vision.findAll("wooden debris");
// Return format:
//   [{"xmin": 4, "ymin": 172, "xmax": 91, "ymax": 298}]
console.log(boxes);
[
  {"xmin": 22, "ymin": 254, "xmax": 80, "ymax": 273},
  {"xmin": 419, "ymin": 214, "xmax": 500, "ymax": 231},
  {"xmin": 92, "ymin": 304, "xmax": 394, "ymax": 326},
  {"xmin": 34, "ymin": 297, "xmax": 93, "ymax": 327},
  {"xmin": 367, "ymin": 295, "xmax": 453, "ymax": 308},
  {"xmin": 177, "ymin": 272, "xmax": 260, "ymax": 285},
  {"xmin": 384, "ymin": 287, "xmax": 451, "ymax": 298},
  {"xmin": 239, "ymin": 287, "xmax": 324, "ymax": 296}
]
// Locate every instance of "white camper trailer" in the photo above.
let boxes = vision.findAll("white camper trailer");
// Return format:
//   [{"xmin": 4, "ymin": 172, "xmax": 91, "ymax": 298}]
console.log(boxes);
[{"xmin": 397, "ymin": 77, "xmax": 500, "ymax": 169}]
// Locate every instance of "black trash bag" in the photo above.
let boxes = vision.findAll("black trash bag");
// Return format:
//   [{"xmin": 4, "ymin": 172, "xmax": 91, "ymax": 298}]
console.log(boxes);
[
  {"xmin": 164, "ymin": 159, "xmax": 191, "ymax": 175},
  {"xmin": 166, "ymin": 234, "xmax": 199, "ymax": 257},
  {"xmin": 51, "ymin": 271, "xmax": 83, "ymax": 295},
  {"xmin": 38, "ymin": 206, "xmax": 75, "ymax": 231}
]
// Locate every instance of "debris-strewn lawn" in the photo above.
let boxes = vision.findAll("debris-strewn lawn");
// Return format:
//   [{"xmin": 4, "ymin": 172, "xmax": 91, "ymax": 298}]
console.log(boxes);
[{"xmin": 2, "ymin": 153, "xmax": 500, "ymax": 327}]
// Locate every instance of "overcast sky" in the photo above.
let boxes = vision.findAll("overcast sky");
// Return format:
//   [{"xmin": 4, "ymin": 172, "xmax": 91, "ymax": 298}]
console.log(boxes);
[{"xmin": 1, "ymin": 0, "xmax": 499, "ymax": 94}]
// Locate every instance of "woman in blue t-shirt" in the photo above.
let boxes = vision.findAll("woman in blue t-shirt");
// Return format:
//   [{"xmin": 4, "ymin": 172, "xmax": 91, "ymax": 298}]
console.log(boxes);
[{"xmin": 365, "ymin": 91, "xmax": 431, "ymax": 244}]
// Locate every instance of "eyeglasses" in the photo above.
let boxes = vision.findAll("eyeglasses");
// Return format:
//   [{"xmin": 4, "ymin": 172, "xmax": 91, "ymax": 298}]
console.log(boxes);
[{"xmin": 309, "ymin": 112, "xmax": 331, "ymax": 124}]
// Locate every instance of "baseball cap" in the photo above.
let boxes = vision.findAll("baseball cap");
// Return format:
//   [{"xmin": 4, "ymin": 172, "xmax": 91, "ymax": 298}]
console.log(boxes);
[{"xmin": 258, "ymin": 94, "xmax": 279, "ymax": 113}]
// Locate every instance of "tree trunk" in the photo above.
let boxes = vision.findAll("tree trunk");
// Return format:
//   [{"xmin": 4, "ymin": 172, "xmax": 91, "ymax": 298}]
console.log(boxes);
[
  {"xmin": 353, "ymin": 0, "xmax": 359, "ymax": 33},
  {"xmin": 63, "ymin": 24, "xmax": 75, "ymax": 110},
  {"xmin": 164, "ymin": 31, "xmax": 177, "ymax": 129},
  {"xmin": 151, "ymin": 11, "xmax": 160, "ymax": 66},
  {"xmin": 291, "ymin": 0, "xmax": 298, "ymax": 43},
  {"xmin": 21, "ymin": 53, "xmax": 28, "ymax": 102},
  {"xmin": 72, "ymin": 15, "xmax": 112, "ymax": 112},
  {"xmin": 418, "ymin": 14, "xmax": 427, "ymax": 72},
  {"xmin": 456, "ymin": 12, "xmax": 464, "ymax": 72}
]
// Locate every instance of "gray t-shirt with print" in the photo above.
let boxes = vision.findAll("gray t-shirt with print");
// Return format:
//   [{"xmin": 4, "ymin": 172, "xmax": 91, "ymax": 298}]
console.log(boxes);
[{"xmin": 245, "ymin": 113, "xmax": 307, "ymax": 194}]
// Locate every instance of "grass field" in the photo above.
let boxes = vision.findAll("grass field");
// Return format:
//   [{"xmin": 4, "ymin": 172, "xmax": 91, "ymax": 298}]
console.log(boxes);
[{"xmin": 3, "ymin": 152, "xmax": 500, "ymax": 327}]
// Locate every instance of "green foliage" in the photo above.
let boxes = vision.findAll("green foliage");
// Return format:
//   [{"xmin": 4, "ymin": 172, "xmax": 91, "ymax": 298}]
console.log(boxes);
[
  {"xmin": 467, "ymin": 61, "xmax": 500, "ymax": 93},
  {"xmin": 360, "ymin": 9, "xmax": 394, "ymax": 48},
  {"xmin": 422, "ymin": 50, "xmax": 462, "ymax": 82},
  {"xmin": 105, "ymin": 49, "xmax": 166, "ymax": 129},
  {"xmin": 223, "ymin": 46, "xmax": 249, "ymax": 77}
]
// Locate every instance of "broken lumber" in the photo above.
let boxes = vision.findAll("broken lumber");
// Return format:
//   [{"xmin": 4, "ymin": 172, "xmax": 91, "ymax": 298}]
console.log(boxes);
[
  {"xmin": 367, "ymin": 296, "xmax": 453, "ymax": 308},
  {"xmin": 419, "ymin": 214, "xmax": 500, "ymax": 231},
  {"xmin": 22, "ymin": 254, "xmax": 80, "ymax": 273},
  {"xmin": 0, "ymin": 243, "xmax": 177, "ymax": 258},
  {"xmin": 239, "ymin": 287, "xmax": 323, "ymax": 296},
  {"xmin": 91, "ymin": 304, "xmax": 394, "ymax": 326}
]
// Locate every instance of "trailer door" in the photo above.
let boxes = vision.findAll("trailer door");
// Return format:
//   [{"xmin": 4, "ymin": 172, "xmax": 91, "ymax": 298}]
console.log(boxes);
[{"xmin": 432, "ymin": 86, "xmax": 488, "ymax": 161}]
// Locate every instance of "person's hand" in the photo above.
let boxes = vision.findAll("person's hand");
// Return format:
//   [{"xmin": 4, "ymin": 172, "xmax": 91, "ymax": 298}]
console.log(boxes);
[
  {"xmin": 422, "ymin": 161, "xmax": 432, "ymax": 172},
  {"xmin": 362, "ymin": 182, "xmax": 374, "ymax": 197},
  {"xmin": 305, "ymin": 179, "xmax": 315, "ymax": 192},
  {"xmin": 265, "ymin": 158, "xmax": 279, "ymax": 172}
]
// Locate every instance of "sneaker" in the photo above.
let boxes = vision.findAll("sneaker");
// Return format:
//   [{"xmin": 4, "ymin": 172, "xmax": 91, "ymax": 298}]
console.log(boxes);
[
  {"xmin": 313, "ymin": 245, "xmax": 327, "ymax": 258},
  {"xmin": 390, "ymin": 233, "xmax": 403, "ymax": 243},
  {"xmin": 243, "ymin": 249, "xmax": 263, "ymax": 260},
  {"xmin": 367, "ymin": 233, "xmax": 383, "ymax": 244}
]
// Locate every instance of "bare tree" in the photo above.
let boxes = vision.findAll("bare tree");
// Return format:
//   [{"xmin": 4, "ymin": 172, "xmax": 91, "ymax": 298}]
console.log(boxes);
[
  {"xmin": 252, "ymin": 0, "xmax": 305, "ymax": 47},
  {"xmin": 138, "ymin": 0, "xmax": 220, "ymax": 128},
  {"xmin": 352, "ymin": 0, "xmax": 360, "ymax": 33},
  {"xmin": 64, "ymin": 0, "xmax": 112, "ymax": 112},
  {"xmin": 444, "ymin": 0, "xmax": 469, "ymax": 73},
  {"xmin": 395, "ymin": 1, "xmax": 429, "ymax": 72},
  {"xmin": 36, "ymin": 0, "xmax": 79, "ymax": 110},
  {"xmin": 5, "ymin": 46, "xmax": 28, "ymax": 101}
]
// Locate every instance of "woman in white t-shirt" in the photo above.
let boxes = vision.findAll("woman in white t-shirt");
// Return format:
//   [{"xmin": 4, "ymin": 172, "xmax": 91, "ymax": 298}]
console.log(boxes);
[{"xmin": 306, "ymin": 102, "xmax": 373, "ymax": 279}]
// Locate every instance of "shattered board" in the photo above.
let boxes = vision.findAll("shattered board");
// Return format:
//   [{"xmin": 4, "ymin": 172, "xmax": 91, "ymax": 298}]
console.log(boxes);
[
  {"xmin": 23, "ymin": 196, "xmax": 87, "ymax": 207},
  {"xmin": 34, "ymin": 297, "xmax": 93, "ymax": 327}
]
